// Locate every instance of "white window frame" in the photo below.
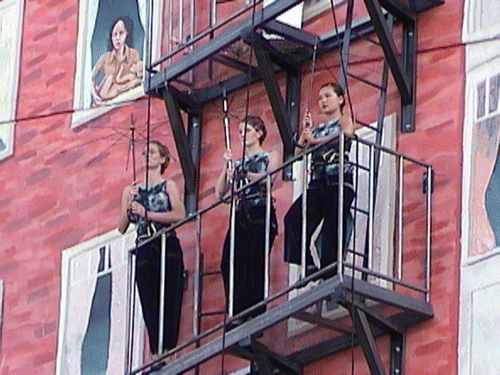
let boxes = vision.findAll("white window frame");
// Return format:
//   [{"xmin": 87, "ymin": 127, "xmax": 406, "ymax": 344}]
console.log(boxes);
[
  {"xmin": 0, "ymin": 0, "xmax": 24, "ymax": 161},
  {"xmin": 463, "ymin": 0, "xmax": 500, "ymax": 43},
  {"xmin": 56, "ymin": 229, "xmax": 144, "ymax": 375},
  {"xmin": 71, "ymin": 0, "xmax": 163, "ymax": 128}
]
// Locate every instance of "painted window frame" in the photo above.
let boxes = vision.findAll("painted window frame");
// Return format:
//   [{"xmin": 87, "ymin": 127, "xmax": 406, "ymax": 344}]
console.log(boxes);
[
  {"xmin": 463, "ymin": 0, "xmax": 500, "ymax": 43},
  {"xmin": 462, "ymin": 56, "xmax": 500, "ymax": 259},
  {"xmin": 56, "ymin": 229, "xmax": 145, "ymax": 375},
  {"xmin": 0, "ymin": 0, "xmax": 24, "ymax": 161},
  {"xmin": 71, "ymin": 0, "xmax": 163, "ymax": 128}
]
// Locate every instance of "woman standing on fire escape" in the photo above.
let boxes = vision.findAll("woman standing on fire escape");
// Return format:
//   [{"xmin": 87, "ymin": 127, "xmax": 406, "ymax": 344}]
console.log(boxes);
[
  {"xmin": 284, "ymin": 82, "xmax": 356, "ymax": 279},
  {"xmin": 215, "ymin": 116, "xmax": 280, "ymax": 324},
  {"xmin": 118, "ymin": 140, "xmax": 185, "ymax": 355}
]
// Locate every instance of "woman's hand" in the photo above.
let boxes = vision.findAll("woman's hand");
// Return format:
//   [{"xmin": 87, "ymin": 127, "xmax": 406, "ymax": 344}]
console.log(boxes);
[
  {"xmin": 130, "ymin": 201, "xmax": 147, "ymax": 218},
  {"xmin": 302, "ymin": 110, "xmax": 312, "ymax": 129}
]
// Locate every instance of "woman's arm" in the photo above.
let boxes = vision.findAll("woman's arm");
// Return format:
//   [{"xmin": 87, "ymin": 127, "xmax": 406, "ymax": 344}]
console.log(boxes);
[
  {"xmin": 340, "ymin": 111, "xmax": 354, "ymax": 135},
  {"xmin": 90, "ymin": 57, "xmax": 105, "ymax": 105},
  {"xmin": 118, "ymin": 184, "xmax": 135, "ymax": 234},
  {"xmin": 215, "ymin": 150, "xmax": 234, "ymax": 199}
]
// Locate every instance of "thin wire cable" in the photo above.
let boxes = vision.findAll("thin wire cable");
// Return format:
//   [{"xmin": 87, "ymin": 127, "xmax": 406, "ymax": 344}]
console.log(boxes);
[{"xmin": 329, "ymin": 0, "xmax": 355, "ymax": 126}]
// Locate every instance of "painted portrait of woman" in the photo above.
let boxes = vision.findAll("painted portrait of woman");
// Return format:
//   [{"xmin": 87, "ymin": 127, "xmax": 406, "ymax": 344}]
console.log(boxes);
[{"xmin": 90, "ymin": 16, "xmax": 143, "ymax": 106}]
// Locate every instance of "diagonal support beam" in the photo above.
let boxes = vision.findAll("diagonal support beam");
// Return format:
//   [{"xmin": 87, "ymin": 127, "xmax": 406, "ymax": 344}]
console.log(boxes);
[
  {"xmin": 162, "ymin": 88, "xmax": 197, "ymax": 198},
  {"xmin": 251, "ymin": 340, "xmax": 302, "ymax": 375},
  {"xmin": 363, "ymin": 0, "xmax": 412, "ymax": 104},
  {"xmin": 251, "ymin": 32, "xmax": 294, "ymax": 154},
  {"xmin": 350, "ymin": 307, "xmax": 387, "ymax": 375}
]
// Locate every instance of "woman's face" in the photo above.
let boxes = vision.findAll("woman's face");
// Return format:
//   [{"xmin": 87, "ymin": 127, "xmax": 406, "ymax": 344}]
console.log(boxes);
[
  {"xmin": 318, "ymin": 85, "xmax": 344, "ymax": 115},
  {"xmin": 142, "ymin": 143, "xmax": 166, "ymax": 170},
  {"xmin": 238, "ymin": 122, "xmax": 262, "ymax": 146},
  {"xmin": 112, "ymin": 20, "xmax": 128, "ymax": 50}
]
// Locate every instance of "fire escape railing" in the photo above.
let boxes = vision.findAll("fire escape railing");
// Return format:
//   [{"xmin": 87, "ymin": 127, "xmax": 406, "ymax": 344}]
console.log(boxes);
[{"xmin": 123, "ymin": 132, "xmax": 433, "ymax": 374}]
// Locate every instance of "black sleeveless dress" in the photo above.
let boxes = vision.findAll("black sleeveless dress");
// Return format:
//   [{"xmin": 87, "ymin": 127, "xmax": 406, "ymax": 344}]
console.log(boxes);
[
  {"xmin": 129, "ymin": 180, "xmax": 184, "ymax": 354},
  {"xmin": 284, "ymin": 119, "xmax": 355, "ymax": 279},
  {"xmin": 220, "ymin": 151, "xmax": 278, "ymax": 320}
]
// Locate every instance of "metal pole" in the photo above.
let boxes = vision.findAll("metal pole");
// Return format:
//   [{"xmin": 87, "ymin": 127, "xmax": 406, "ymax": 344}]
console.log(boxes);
[
  {"xmin": 158, "ymin": 233, "xmax": 167, "ymax": 353},
  {"xmin": 193, "ymin": 214, "xmax": 202, "ymax": 336},
  {"xmin": 168, "ymin": 0, "xmax": 173, "ymax": 57},
  {"xmin": 300, "ymin": 153, "xmax": 309, "ymax": 279},
  {"xmin": 228, "ymin": 196, "xmax": 237, "ymax": 317},
  {"xmin": 178, "ymin": 0, "xmax": 183, "ymax": 44},
  {"xmin": 264, "ymin": 175, "xmax": 272, "ymax": 298},
  {"xmin": 425, "ymin": 166, "xmax": 432, "ymax": 302},
  {"xmin": 368, "ymin": 144, "xmax": 375, "ymax": 273},
  {"xmin": 397, "ymin": 156, "xmax": 404, "ymax": 280},
  {"xmin": 124, "ymin": 246, "xmax": 134, "ymax": 374},
  {"xmin": 338, "ymin": 133, "xmax": 345, "ymax": 281}
]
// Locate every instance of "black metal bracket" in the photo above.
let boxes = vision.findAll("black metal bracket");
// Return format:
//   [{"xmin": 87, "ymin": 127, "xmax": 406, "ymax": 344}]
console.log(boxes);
[
  {"xmin": 161, "ymin": 87, "xmax": 199, "ymax": 214},
  {"xmin": 423, "ymin": 169, "xmax": 434, "ymax": 194},
  {"xmin": 390, "ymin": 331, "xmax": 404, "ymax": 375},
  {"xmin": 250, "ymin": 32, "xmax": 295, "ymax": 156},
  {"xmin": 350, "ymin": 307, "xmax": 387, "ymax": 375}
]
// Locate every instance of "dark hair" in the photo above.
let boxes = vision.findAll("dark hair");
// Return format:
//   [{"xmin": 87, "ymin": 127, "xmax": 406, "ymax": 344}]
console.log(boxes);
[
  {"xmin": 240, "ymin": 116, "xmax": 267, "ymax": 145},
  {"xmin": 108, "ymin": 17, "xmax": 134, "ymax": 51},
  {"xmin": 149, "ymin": 141, "xmax": 171, "ymax": 174},
  {"xmin": 319, "ymin": 82, "xmax": 346, "ymax": 112}
]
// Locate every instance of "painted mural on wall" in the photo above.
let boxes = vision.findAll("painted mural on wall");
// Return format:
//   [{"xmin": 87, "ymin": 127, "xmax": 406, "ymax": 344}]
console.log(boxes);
[
  {"xmin": 468, "ymin": 92, "xmax": 500, "ymax": 255},
  {"xmin": 463, "ymin": 0, "xmax": 500, "ymax": 257},
  {"xmin": 72, "ymin": 0, "xmax": 148, "ymax": 127},
  {"xmin": 90, "ymin": 16, "xmax": 144, "ymax": 106}
]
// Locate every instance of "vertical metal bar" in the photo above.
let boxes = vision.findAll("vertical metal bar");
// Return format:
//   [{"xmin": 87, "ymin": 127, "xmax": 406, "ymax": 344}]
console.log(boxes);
[
  {"xmin": 158, "ymin": 233, "xmax": 167, "ymax": 352},
  {"xmin": 397, "ymin": 156, "xmax": 404, "ymax": 280},
  {"xmin": 168, "ymin": 0, "xmax": 173, "ymax": 57},
  {"xmin": 189, "ymin": 0, "xmax": 195, "ymax": 84},
  {"xmin": 211, "ymin": 0, "xmax": 217, "ymax": 29},
  {"xmin": 338, "ymin": 133, "xmax": 345, "ymax": 281},
  {"xmin": 300, "ymin": 153, "xmax": 309, "ymax": 279},
  {"xmin": 229, "ymin": 196, "xmax": 237, "ymax": 316},
  {"xmin": 193, "ymin": 215, "xmax": 202, "ymax": 336},
  {"xmin": 124, "ymin": 248, "xmax": 133, "ymax": 374},
  {"xmin": 425, "ymin": 166, "xmax": 432, "ymax": 302},
  {"xmin": 368, "ymin": 145, "xmax": 375, "ymax": 272},
  {"xmin": 264, "ymin": 175, "xmax": 272, "ymax": 298},
  {"xmin": 125, "ymin": 246, "xmax": 137, "ymax": 374},
  {"xmin": 178, "ymin": 0, "xmax": 183, "ymax": 43}
]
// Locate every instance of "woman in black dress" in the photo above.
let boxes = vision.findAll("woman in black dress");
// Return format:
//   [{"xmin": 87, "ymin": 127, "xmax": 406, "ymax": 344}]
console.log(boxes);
[
  {"xmin": 215, "ymin": 116, "xmax": 280, "ymax": 321},
  {"xmin": 284, "ymin": 82, "xmax": 355, "ymax": 279},
  {"xmin": 118, "ymin": 141, "xmax": 185, "ymax": 354}
]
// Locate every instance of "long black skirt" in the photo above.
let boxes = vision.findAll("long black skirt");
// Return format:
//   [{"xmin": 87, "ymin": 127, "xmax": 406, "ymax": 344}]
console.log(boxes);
[
  {"xmin": 135, "ymin": 234, "xmax": 184, "ymax": 354},
  {"xmin": 284, "ymin": 177, "xmax": 355, "ymax": 279},
  {"xmin": 221, "ymin": 201, "xmax": 277, "ymax": 319}
]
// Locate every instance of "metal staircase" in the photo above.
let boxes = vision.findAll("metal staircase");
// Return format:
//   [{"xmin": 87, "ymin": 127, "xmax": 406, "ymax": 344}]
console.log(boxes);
[{"xmin": 127, "ymin": 0, "xmax": 444, "ymax": 373}]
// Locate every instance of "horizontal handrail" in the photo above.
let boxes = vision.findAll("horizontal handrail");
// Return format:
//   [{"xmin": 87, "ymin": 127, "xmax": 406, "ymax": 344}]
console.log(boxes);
[
  {"xmin": 130, "ymin": 131, "xmax": 430, "ymax": 250},
  {"xmin": 127, "ymin": 131, "xmax": 433, "ymax": 374}
]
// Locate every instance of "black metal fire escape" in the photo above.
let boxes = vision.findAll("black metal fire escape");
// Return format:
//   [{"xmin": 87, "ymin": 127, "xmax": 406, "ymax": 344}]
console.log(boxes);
[{"xmin": 140, "ymin": 0, "xmax": 444, "ymax": 374}]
